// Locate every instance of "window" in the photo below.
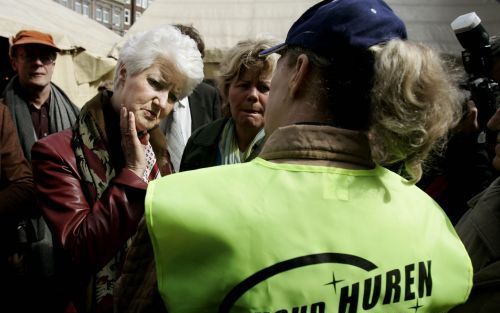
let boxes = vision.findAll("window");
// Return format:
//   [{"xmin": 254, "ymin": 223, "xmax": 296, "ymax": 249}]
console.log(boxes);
[
  {"xmin": 74, "ymin": 1, "xmax": 82, "ymax": 13},
  {"xmin": 95, "ymin": 7, "xmax": 102, "ymax": 21},
  {"xmin": 137, "ymin": 0, "xmax": 147, "ymax": 8},
  {"xmin": 124, "ymin": 0, "xmax": 130, "ymax": 4},
  {"xmin": 113, "ymin": 9, "xmax": 121, "ymax": 27},
  {"xmin": 83, "ymin": 3, "xmax": 89, "ymax": 17},
  {"xmin": 103, "ymin": 8, "xmax": 110, "ymax": 23},
  {"xmin": 124, "ymin": 9, "xmax": 130, "ymax": 25},
  {"xmin": 61, "ymin": 0, "xmax": 68, "ymax": 7}
]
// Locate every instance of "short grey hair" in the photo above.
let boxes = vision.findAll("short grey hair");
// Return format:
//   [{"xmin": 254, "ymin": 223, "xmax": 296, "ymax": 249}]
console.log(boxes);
[{"xmin": 114, "ymin": 25, "xmax": 204, "ymax": 99}]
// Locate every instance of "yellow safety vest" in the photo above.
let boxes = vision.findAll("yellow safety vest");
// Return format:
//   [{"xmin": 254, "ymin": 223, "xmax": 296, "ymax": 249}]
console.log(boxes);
[{"xmin": 146, "ymin": 158, "xmax": 472, "ymax": 313}]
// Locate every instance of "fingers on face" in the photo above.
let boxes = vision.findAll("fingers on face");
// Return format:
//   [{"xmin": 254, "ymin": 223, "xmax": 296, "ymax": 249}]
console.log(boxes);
[
  {"xmin": 120, "ymin": 106, "xmax": 136, "ymax": 135},
  {"xmin": 120, "ymin": 107, "xmax": 127, "ymax": 133},
  {"xmin": 128, "ymin": 111, "xmax": 136, "ymax": 132}
]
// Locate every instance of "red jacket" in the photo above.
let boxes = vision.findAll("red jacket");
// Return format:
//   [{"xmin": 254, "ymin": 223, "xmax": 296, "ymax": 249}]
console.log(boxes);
[
  {"xmin": 31, "ymin": 92, "xmax": 171, "ymax": 312},
  {"xmin": 32, "ymin": 128, "xmax": 147, "ymax": 269}
]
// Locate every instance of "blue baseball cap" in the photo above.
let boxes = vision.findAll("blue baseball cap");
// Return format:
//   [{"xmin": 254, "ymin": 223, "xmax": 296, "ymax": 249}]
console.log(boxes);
[{"xmin": 260, "ymin": 0, "xmax": 407, "ymax": 58}]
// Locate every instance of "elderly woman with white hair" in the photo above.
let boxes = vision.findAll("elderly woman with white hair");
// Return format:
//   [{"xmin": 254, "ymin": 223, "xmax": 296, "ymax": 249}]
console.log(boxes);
[{"xmin": 31, "ymin": 26, "xmax": 203, "ymax": 313}]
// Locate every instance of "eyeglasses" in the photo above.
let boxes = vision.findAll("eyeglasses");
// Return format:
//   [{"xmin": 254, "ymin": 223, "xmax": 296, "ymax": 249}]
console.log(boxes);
[{"xmin": 17, "ymin": 48, "xmax": 57, "ymax": 65}]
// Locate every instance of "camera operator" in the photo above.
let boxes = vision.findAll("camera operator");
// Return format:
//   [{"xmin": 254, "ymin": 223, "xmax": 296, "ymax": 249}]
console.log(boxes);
[
  {"xmin": 452, "ymin": 13, "xmax": 499, "ymax": 132},
  {"xmin": 451, "ymin": 35, "xmax": 500, "ymax": 313},
  {"xmin": 419, "ymin": 15, "xmax": 499, "ymax": 225}
]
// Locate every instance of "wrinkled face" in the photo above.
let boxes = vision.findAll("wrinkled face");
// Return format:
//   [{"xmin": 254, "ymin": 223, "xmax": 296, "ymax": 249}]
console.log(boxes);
[
  {"xmin": 113, "ymin": 58, "xmax": 185, "ymax": 133},
  {"xmin": 228, "ymin": 69, "xmax": 271, "ymax": 132},
  {"xmin": 487, "ymin": 109, "xmax": 500, "ymax": 170},
  {"xmin": 11, "ymin": 44, "xmax": 57, "ymax": 90}
]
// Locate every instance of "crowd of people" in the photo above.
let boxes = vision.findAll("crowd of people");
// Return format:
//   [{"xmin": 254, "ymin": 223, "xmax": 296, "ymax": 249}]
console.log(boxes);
[{"xmin": 0, "ymin": 0, "xmax": 499, "ymax": 312}]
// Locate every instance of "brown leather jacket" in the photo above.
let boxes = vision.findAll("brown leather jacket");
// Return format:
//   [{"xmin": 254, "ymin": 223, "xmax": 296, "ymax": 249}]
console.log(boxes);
[
  {"xmin": 0, "ymin": 102, "xmax": 34, "ymax": 262},
  {"xmin": 31, "ymin": 92, "xmax": 171, "ymax": 312},
  {"xmin": 0, "ymin": 103, "xmax": 34, "ymax": 221},
  {"xmin": 0, "ymin": 103, "xmax": 36, "ymax": 312},
  {"xmin": 32, "ymin": 128, "xmax": 149, "ymax": 268}
]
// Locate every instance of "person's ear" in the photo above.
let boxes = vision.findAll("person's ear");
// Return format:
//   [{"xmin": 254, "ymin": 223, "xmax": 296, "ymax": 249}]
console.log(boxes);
[
  {"xmin": 118, "ymin": 64, "xmax": 127, "ymax": 82},
  {"xmin": 10, "ymin": 56, "xmax": 18, "ymax": 72},
  {"xmin": 114, "ymin": 64, "xmax": 127, "ymax": 90},
  {"xmin": 288, "ymin": 54, "xmax": 310, "ymax": 98}
]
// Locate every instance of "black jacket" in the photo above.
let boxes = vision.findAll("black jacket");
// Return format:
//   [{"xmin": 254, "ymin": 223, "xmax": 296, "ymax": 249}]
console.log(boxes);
[
  {"xmin": 179, "ymin": 118, "xmax": 228, "ymax": 172},
  {"xmin": 449, "ymin": 260, "xmax": 500, "ymax": 313},
  {"xmin": 452, "ymin": 177, "xmax": 500, "ymax": 313}
]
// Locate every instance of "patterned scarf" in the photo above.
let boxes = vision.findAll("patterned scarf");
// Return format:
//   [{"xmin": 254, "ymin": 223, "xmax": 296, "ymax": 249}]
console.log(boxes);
[
  {"xmin": 218, "ymin": 118, "xmax": 265, "ymax": 165},
  {"xmin": 72, "ymin": 91, "xmax": 168, "ymax": 313}
]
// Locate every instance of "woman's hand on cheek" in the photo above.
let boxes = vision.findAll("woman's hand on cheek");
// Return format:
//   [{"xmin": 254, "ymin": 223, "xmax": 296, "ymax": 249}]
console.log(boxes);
[{"xmin": 120, "ymin": 107, "xmax": 147, "ymax": 178}]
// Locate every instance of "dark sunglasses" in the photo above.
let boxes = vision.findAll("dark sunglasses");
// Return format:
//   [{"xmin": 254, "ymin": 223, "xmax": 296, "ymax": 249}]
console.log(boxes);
[{"xmin": 17, "ymin": 47, "xmax": 57, "ymax": 65}]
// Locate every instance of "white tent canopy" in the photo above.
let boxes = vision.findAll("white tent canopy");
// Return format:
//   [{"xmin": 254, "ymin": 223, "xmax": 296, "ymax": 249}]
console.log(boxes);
[
  {"xmin": 113, "ymin": 0, "xmax": 500, "ymax": 75},
  {"xmin": 0, "ymin": 0, "xmax": 121, "ymax": 106}
]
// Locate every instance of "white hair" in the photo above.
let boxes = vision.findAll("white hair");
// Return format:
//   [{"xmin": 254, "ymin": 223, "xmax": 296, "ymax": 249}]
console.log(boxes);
[{"xmin": 114, "ymin": 25, "xmax": 204, "ymax": 99}]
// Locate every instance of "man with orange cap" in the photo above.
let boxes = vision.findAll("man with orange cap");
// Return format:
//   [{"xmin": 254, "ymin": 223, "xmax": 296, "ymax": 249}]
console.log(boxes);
[
  {"xmin": 0, "ymin": 29, "xmax": 79, "ymax": 313},
  {"xmin": 2, "ymin": 29, "xmax": 79, "ymax": 160}
]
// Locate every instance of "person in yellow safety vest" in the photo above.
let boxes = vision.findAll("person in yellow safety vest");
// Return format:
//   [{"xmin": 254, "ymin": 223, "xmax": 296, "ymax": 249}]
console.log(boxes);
[{"xmin": 142, "ymin": 0, "xmax": 473, "ymax": 312}]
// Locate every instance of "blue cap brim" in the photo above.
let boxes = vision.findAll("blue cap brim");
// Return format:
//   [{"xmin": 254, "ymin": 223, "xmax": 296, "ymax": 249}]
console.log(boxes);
[{"xmin": 259, "ymin": 42, "xmax": 287, "ymax": 56}]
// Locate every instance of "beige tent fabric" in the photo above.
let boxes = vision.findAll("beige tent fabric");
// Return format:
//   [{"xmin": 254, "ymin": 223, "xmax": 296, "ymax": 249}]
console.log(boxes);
[
  {"xmin": 112, "ymin": 0, "xmax": 500, "ymax": 74},
  {"xmin": 0, "ymin": 0, "xmax": 120, "ymax": 107}
]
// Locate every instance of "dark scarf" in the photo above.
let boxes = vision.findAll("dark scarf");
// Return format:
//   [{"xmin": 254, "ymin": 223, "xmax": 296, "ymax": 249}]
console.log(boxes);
[{"xmin": 2, "ymin": 76, "xmax": 80, "ymax": 160}]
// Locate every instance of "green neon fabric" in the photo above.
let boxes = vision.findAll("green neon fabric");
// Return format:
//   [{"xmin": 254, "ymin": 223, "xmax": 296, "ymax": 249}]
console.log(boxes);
[{"xmin": 146, "ymin": 158, "xmax": 472, "ymax": 313}]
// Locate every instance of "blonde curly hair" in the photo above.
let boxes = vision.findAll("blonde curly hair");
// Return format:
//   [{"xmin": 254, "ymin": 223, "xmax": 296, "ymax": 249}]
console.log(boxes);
[
  {"xmin": 284, "ymin": 39, "xmax": 465, "ymax": 182},
  {"xmin": 368, "ymin": 39, "xmax": 465, "ymax": 182},
  {"xmin": 217, "ymin": 39, "xmax": 279, "ymax": 117}
]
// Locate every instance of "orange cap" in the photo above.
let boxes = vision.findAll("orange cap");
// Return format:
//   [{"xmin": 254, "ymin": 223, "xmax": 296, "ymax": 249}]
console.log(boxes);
[{"xmin": 11, "ymin": 30, "xmax": 60, "ymax": 51}]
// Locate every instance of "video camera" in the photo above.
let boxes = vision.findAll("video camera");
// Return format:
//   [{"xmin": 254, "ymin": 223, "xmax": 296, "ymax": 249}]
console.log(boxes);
[{"xmin": 451, "ymin": 12, "xmax": 499, "ymax": 133}]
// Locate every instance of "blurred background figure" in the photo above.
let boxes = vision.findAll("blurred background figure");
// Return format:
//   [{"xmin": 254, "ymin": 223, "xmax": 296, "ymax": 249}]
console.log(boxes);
[
  {"xmin": 417, "ymin": 86, "xmax": 495, "ymax": 224},
  {"xmin": 1, "ymin": 29, "xmax": 79, "ymax": 313},
  {"xmin": 0, "ymin": 103, "xmax": 35, "ymax": 313},
  {"xmin": 31, "ymin": 25, "xmax": 203, "ymax": 313},
  {"xmin": 2, "ymin": 29, "xmax": 79, "ymax": 160},
  {"xmin": 451, "ymin": 34, "xmax": 500, "ymax": 313},
  {"xmin": 180, "ymin": 38, "xmax": 278, "ymax": 171},
  {"xmin": 160, "ymin": 24, "xmax": 221, "ymax": 172},
  {"xmin": 418, "ymin": 16, "xmax": 500, "ymax": 225}
]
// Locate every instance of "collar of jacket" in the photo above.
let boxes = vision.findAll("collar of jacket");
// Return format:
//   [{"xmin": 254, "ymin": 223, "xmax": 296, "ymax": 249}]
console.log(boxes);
[
  {"xmin": 259, "ymin": 124, "xmax": 375, "ymax": 169},
  {"xmin": 191, "ymin": 117, "xmax": 229, "ymax": 146}
]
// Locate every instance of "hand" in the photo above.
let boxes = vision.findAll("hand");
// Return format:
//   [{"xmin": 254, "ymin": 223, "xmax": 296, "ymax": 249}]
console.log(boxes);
[
  {"xmin": 120, "ymin": 107, "xmax": 148, "ymax": 178},
  {"xmin": 456, "ymin": 100, "xmax": 479, "ymax": 135}
]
